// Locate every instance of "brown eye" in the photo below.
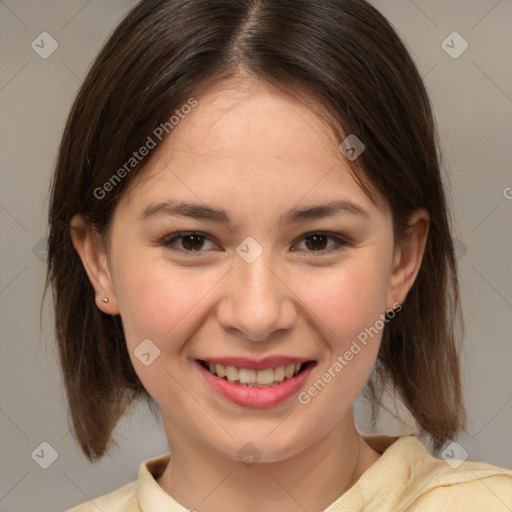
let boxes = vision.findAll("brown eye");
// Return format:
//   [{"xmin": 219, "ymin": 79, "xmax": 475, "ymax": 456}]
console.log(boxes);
[
  {"xmin": 159, "ymin": 232, "xmax": 218, "ymax": 253},
  {"xmin": 292, "ymin": 232, "xmax": 350, "ymax": 254},
  {"xmin": 304, "ymin": 233, "xmax": 329, "ymax": 251},
  {"xmin": 180, "ymin": 234, "xmax": 206, "ymax": 251}
]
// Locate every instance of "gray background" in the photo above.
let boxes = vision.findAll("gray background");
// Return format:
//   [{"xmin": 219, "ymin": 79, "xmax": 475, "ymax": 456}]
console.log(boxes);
[{"xmin": 1, "ymin": 1, "xmax": 511, "ymax": 511}]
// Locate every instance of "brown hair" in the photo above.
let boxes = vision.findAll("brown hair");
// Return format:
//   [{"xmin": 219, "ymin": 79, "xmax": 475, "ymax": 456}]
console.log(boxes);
[{"xmin": 46, "ymin": 0, "xmax": 466, "ymax": 462}]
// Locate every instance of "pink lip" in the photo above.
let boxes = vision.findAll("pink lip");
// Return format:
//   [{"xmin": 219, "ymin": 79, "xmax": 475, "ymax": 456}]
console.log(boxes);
[
  {"xmin": 196, "ymin": 355, "xmax": 311, "ymax": 370},
  {"xmin": 196, "ymin": 360, "xmax": 316, "ymax": 408}
]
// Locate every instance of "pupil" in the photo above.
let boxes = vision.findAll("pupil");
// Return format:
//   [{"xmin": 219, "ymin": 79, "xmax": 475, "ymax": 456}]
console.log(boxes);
[
  {"xmin": 305, "ymin": 234, "xmax": 327, "ymax": 251},
  {"xmin": 183, "ymin": 234, "xmax": 204, "ymax": 251}
]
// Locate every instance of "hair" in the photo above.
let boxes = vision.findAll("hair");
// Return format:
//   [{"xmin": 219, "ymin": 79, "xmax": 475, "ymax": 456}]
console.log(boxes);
[{"xmin": 46, "ymin": 0, "xmax": 466, "ymax": 462}]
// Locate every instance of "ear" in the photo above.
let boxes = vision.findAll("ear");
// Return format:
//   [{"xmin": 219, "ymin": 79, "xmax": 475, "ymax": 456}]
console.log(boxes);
[
  {"xmin": 69, "ymin": 214, "xmax": 120, "ymax": 314},
  {"xmin": 386, "ymin": 208, "xmax": 430, "ymax": 310}
]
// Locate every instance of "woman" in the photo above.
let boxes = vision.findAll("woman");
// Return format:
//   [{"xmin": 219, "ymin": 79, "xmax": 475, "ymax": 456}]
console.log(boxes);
[{"xmin": 46, "ymin": 0, "xmax": 512, "ymax": 510}]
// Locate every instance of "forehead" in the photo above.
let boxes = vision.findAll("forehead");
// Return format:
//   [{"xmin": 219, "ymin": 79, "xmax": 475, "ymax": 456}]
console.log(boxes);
[{"xmin": 117, "ymin": 77, "xmax": 388, "ymax": 219}]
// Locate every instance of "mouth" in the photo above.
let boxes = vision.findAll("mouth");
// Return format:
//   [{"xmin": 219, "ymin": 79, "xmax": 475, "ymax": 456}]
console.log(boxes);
[{"xmin": 197, "ymin": 359, "xmax": 316, "ymax": 388}]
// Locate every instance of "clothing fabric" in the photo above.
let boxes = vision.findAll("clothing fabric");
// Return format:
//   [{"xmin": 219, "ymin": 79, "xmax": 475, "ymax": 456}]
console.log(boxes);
[{"xmin": 67, "ymin": 434, "xmax": 512, "ymax": 511}]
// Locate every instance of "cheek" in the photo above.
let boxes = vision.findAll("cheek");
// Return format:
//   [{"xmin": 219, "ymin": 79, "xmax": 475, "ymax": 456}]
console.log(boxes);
[
  {"xmin": 114, "ymin": 259, "xmax": 215, "ymax": 402},
  {"xmin": 295, "ymin": 264, "xmax": 387, "ymax": 420},
  {"xmin": 301, "ymin": 257, "xmax": 390, "ymax": 347},
  {"xmin": 113, "ymin": 252, "xmax": 211, "ymax": 351}
]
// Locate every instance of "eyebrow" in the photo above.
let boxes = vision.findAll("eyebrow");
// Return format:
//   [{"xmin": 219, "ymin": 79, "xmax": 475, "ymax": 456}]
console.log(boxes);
[{"xmin": 139, "ymin": 199, "xmax": 370, "ymax": 226}]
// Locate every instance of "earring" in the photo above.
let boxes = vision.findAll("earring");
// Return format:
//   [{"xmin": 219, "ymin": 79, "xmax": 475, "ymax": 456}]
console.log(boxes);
[{"xmin": 100, "ymin": 297, "xmax": 109, "ymax": 303}]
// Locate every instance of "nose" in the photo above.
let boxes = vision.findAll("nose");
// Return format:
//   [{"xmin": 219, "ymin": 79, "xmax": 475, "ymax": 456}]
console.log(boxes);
[{"xmin": 216, "ymin": 251, "xmax": 298, "ymax": 342}]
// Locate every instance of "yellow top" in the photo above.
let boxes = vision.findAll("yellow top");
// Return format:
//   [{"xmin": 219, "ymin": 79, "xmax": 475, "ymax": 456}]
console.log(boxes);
[{"xmin": 67, "ymin": 434, "xmax": 512, "ymax": 511}]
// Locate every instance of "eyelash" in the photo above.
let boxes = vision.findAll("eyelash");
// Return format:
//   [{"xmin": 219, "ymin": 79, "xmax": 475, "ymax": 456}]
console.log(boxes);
[{"xmin": 157, "ymin": 231, "xmax": 351, "ymax": 256}]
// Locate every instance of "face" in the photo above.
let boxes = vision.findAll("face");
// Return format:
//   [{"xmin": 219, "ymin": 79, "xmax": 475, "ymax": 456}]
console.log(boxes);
[{"xmin": 84, "ymin": 78, "xmax": 419, "ymax": 463}]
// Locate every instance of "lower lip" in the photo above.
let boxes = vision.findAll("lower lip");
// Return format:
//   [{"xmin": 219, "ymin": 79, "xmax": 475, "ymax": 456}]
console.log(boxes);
[{"xmin": 196, "ymin": 361, "xmax": 316, "ymax": 408}]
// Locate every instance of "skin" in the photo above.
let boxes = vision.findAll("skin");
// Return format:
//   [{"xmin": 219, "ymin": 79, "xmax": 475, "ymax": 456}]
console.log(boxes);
[{"xmin": 71, "ymin": 77, "xmax": 429, "ymax": 512}]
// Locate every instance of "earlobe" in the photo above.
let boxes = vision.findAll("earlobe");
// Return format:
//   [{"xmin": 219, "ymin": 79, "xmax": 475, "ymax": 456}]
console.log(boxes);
[
  {"xmin": 69, "ymin": 214, "xmax": 120, "ymax": 314},
  {"xmin": 386, "ymin": 209, "xmax": 430, "ymax": 310}
]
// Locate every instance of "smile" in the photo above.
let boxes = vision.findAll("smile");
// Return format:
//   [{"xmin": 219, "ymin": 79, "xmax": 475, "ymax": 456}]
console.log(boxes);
[
  {"xmin": 199, "ymin": 360, "xmax": 309, "ymax": 387},
  {"xmin": 196, "ymin": 358, "xmax": 317, "ymax": 407}
]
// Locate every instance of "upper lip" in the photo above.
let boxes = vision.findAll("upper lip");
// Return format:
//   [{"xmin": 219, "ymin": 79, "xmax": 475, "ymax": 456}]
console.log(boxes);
[{"xmin": 197, "ymin": 356, "xmax": 315, "ymax": 370}]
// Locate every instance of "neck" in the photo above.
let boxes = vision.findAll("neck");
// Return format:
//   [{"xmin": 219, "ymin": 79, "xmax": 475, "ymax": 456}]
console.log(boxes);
[{"xmin": 156, "ymin": 415, "xmax": 381, "ymax": 512}]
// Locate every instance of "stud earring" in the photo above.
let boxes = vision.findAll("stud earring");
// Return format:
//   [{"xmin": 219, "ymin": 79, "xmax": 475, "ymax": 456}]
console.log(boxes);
[{"xmin": 100, "ymin": 297, "xmax": 109, "ymax": 303}]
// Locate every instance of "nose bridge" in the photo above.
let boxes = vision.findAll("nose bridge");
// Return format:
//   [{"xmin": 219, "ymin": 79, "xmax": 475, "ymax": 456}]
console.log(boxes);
[
  {"xmin": 237, "ymin": 251, "xmax": 277, "ymax": 305},
  {"xmin": 217, "ymin": 246, "xmax": 296, "ymax": 341}
]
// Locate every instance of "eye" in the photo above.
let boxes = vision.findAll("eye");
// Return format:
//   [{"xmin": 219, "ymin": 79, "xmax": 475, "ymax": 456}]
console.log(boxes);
[
  {"xmin": 158, "ymin": 231, "xmax": 349, "ymax": 256},
  {"xmin": 159, "ymin": 231, "xmax": 219, "ymax": 253},
  {"xmin": 291, "ymin": 232, "xmax": 350, "ymax": 255}
]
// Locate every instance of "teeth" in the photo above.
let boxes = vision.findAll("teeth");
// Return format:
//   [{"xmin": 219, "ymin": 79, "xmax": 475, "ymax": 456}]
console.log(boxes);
[
  {"xmin": 285, "ymin": 364, "xmax": 295, "ymax": 378},
  {"xmin": 273, "ymin": 365, "xmax": 285, "ymax": 382},
  {"xmin": 226, "ymin": 365, "xmax": 238, "ymax": 382},
  {"xmin": 204, "ymin": 361, "xmax": 305, "ymax": 386},
  {"xmin": 256, "ymin": 368, "xmax": 274, "ymax": 384},
  {"xmin": 239, "ymin": 368, "xmax": 256, "ymax": 384},
  {"xmin": 216, "ymin": 364, "xmax": 227, "ymax": 378}
]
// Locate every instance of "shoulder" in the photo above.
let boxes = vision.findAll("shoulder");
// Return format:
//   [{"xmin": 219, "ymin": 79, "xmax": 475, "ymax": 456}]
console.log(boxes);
[
  {"xmin": 66, "ymin": 480, "xmax": 139, "ymax": 512},
  {"xmin": 375, "ymin": 435, "xmax": 512, "ymax": 511},
  {"xmin": 405, "ymin": 453, "xmax": 512, "ymax": 511},
  {"xmin": 65, "ymin": 453, "xmax": 173, "ymax": 512},
  {"xmin": 403, "ymin": 462, "xmax": 512, "ymax": 511},
  {"xmin": 344, "ymin": 434, "xmax": 512, "ymax": 511}
]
